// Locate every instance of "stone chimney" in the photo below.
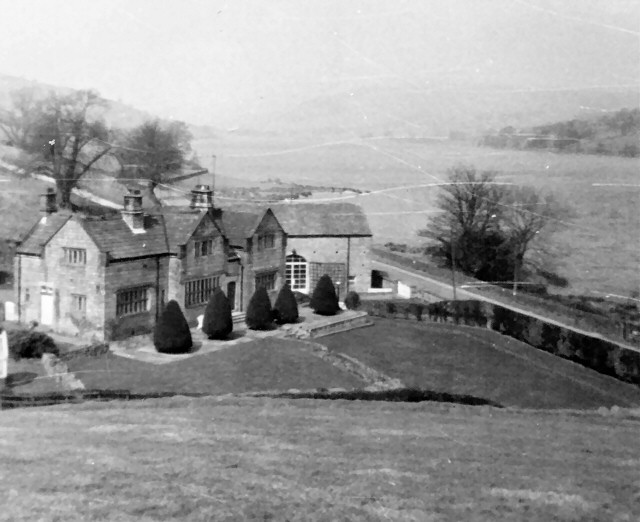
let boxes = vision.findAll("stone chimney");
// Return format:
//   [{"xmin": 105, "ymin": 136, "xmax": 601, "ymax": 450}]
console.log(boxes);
[
  {"xmin": 190, "ymin": 184, "xmax": 214, "ymax": 210},
  {"xmin": 40, "ymin": 188, "xmax": 57, "ymax": 215},
  {"xmin": 122, "ymin": 189, "xmax": 145, "ymax": 233}
]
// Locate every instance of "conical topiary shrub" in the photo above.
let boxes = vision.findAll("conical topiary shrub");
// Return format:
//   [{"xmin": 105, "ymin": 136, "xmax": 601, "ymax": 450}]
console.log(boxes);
[
  {"xmin": 202, "ymin": 287, "xmax": 233, "ymax": 340},
  {"xmin": 310, "ymin": 274, "xmax": 340, "ymax": 316},
  {"xmin": 273, "ymin": 283, "xmax": 299, "ymax": 324},
  {"xmin": 246, "ymin": 286, "xmax": 273, "ymax": 330},
  {"xmin": 344, "ymin": 290, "xmax": 361, "ymax": 310},
  {"xmin": 154, "ymin": 300, "xmax": 192, "ymax": 353}
]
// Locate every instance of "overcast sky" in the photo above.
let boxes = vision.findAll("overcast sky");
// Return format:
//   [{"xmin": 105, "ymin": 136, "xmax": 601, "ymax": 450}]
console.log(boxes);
[{"xmin": 0, "ymin": 0, "xmax": 638, "ymax": 127}]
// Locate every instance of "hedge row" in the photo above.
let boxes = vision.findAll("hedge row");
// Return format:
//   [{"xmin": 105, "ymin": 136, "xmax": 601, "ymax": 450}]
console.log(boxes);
[
  {"xmin": 58, "ymin": 342, "xmax": 111, "ymax": 362},
  {"xmin": 362, "ymin": 299, "xmax": 640, "ymax": 387},
  {"xmin": 361, "ymin": 299, "xmax": 490, "ymax": 327}
]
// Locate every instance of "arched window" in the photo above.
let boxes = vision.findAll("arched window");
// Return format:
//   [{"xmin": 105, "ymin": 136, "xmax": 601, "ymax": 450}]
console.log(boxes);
[{"xmin": 285, "ymin": 253, "xmax": 308, "ymax": 293}]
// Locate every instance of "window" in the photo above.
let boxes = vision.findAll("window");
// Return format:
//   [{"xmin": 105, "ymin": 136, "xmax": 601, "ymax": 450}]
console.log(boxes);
[
  {"xmin": 255, "ymin": 271, "xmax": 277, "ymax": 291},
  {"xmin": 195, "ymin": 239, "xmax": 213, "ymax": 257},
  {"xmin": 257, "ymin": 233, "xmax": 275, "ymax": 251},
  {"xmin": 185, "ymin": 276, "xmax": 219, "ymax": 307},
  {"xmin": 64, "ymin": 248, "xmax": 86, "ymax": 265},
  {"xmin": 285, "ymin": 253, "xmax": 308, "ymax": 292},
  {"xmin": 71, "ymin": 294, "xmax": 86, "ymax": 314},
  {"xmin": 116, "ymin": 287, "xmax": 149, "ymax": 316}
]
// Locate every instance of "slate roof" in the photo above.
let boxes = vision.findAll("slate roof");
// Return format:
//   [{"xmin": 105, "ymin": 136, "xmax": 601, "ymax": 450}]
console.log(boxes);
[
  {"xmin": 16, "ymin": 213, "xmax": 72, "ymax": 255},
  {"xmin": 219, "ymin": 210, "xmax": 264, "ymax": 246},
  {"xmin": 161, "ymin": 209, "xmax": 209, "ymax": 254},
  {"xmin": 82, "ymin": 215, "xmax": 169, "ymax": 259},
  {"xmin": 271, "ymin": 202, "xmax": 372, "ymax": 237}
]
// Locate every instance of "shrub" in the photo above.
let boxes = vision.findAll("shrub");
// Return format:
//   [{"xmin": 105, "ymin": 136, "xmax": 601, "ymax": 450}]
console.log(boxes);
[
  {"xmin": 273, "ymin": 283, "xmax": 299, "ymax": 324},
  {"xmin": 246, "ymin": 286, "xmax": 273, "ymax": 330},
  {"xmin": 310, "ymin": 274, "xmax": 340, "ymax": 316},
  {"xmin": 344, "ymin": 291, "xmax": 361, "ymax": 310},
  {"xmin": 202, "ymin": 288, "xmax": 233, "ymax": 340},
  {"xmin": 153, "ymin": 300, "xmax": 192, "ymax": 354},
  {"xmin": 7, "ymin": 329, "xmax": 59, "ymax": 360}
]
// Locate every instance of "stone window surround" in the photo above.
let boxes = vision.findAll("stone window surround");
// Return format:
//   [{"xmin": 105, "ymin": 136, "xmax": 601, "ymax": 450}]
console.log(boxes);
[
  {"xmin": 194, "ymin": 239, "xmax": 214, "ymax": 257},
  {"xmin": 257, "ymin": 233, "xmax": 275, "ymax": 251},
  {"xmin": 184, "ymin": 275, "xmax": 220, "ymax": 308},
  {"xmin": 63, "ymin": 247, "xmax": 87, "ymax": 265},
  {"xmin": 255, "ymin": 270, "xmax": 277, "ymax": 291},
  {"xmin": 116, "ymin": 286, "xmax": 150, "ymax": 317}
]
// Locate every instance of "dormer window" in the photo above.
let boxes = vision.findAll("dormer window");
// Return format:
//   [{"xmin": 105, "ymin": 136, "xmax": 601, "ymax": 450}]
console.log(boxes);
[
  {"xmin": 257, "ymin": 233, "xmax": 275, "ymax": 251},
  {"xmin": 195, "ymin": 239, "xmax": 213, "ymax": 257},
  {"xmin": 64, "ymin": 247, "xmax": 86, "ymax": 265}
]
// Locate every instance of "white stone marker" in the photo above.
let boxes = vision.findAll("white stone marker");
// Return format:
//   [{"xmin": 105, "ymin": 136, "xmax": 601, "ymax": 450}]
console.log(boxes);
[{"xmin": 0, "ymin": 329, "xmax": 8, "ymax": 380}]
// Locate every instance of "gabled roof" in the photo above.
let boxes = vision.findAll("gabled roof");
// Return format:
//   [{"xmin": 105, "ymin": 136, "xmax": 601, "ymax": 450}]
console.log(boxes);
[
  {"xmin": 271, "ymin": 202, "xmax": 372, "ymax": 237},
  {"xmin": 219, "ymin": 210, "xmax": 264, "ymax": 246},
  {"xmin": 160, "ymin": 209, "xmax": 212, "ymax": 254},
  {"xmin": 82, "ymin": 215, "xmax": 169, "ymax": 259},
  {"xmin": 16, "ymin": 213, "xmax": 73, "ymax": 255}
]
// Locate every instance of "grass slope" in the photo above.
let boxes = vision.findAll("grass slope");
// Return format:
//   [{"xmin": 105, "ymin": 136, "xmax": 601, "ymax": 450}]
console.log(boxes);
[
  {"xmin": 64, "ymin": 338, "xmax": 363, "ymax": 395},
  {"xmin": 319, "ymin": 318, "xmax": 640, "ymax": 410},
  {"xmin": 0, "ymin": 397, "xmax": 638, "ymax": 521}
]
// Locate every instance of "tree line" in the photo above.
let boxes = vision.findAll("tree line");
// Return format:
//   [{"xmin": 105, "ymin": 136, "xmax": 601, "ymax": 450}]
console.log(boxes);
[
  {"xmin": 420, "ymin": 166, "xmax": 571, "ymax": 294},
  {"xmin": 0, "ymin": 87, "xmax": 195, "ymax": 208},
  {"xmin": 480, "ymin": 108, "xmax": 639, "ymax": 158}
]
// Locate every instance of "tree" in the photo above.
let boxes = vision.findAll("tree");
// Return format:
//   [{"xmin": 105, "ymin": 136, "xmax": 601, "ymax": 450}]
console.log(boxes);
[
  {"xmin": 421, "ymin": 165, "xmax": 569, "ymax": 290},
  {"xmin": 154, "ymin": 300, "xmax": 193, "ymax": 354},
  {"xmin": 246, "ymin": 286, "xmax": 273, "ymax": 330},
  {"xmin": 202, "ymin": 288, "xmax": 233, "ymax": 340},
  {"xmin": 119, "ymin": 119, "xmax": 192, "ymax": 187},
  {"xmin": 500, "ymin": 186, "xmax": 568, "ymax": 295},
  {"xmin": 273, "ymin": 283, "xmax": 299, "ymax": 324},
  {"xmin": 0, "ymin": 87, "xmax": 45, "ymax": 150},
  {"xmin": 37, "ymin": 90, "xmax": 113, "ymax": 208},
  {"xmin": 310, "ymin": 275, "xmax": 340, "ymax": 316},
  {"xmin": 420, "ymin": 165, "xmax": 505, "ymax": 277}
]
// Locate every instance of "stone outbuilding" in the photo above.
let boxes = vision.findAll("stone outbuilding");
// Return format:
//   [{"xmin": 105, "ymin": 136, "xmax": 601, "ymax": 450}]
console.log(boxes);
[{"xmin": 271, "ymin": 202, "xmax": 372, "ymax": 299}]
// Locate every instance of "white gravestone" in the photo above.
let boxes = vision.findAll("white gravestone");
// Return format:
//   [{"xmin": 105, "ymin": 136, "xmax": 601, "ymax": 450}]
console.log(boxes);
[{"xmin": 0, "ymin": 329, "xmax": 8, "ymax": 380}]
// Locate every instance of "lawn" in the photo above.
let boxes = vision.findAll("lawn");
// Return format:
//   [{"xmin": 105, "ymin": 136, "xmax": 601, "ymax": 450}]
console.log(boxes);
[
  {"xmin": 0, "ymin": 396, "xmax": 638, "ymax": 521},
  {"xmin": 61, "ymin": 337, "xmax": 364, "ymax": 395},
  {"xmin": 319, "ymin": 318, "xmax": 640, "ymax": 410}
]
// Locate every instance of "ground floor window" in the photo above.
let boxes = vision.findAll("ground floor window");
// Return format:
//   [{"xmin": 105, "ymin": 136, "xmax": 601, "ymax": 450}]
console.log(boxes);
[
  {"xmin": 286, "ymin": 253, "xmax": 308, "ymax": 292},
  {"xmin": 71, "ymin": 294, "xmax": 87, "ymax": 314},
  {"xmin": 255, "ymin": 271, "xmax": 277, "ymax": 291},
  {"xmin": 116, "ymin": 287, "xmax": 149, "ymax": 316},
  {"xmin": 185, "ymin": 276, "xmax": 220, "ymax": 307}
]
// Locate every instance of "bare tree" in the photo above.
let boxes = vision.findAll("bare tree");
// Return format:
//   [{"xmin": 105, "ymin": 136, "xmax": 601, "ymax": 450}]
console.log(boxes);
[
  {"xmin": 0, "ymin": 87, "xmax": 44, "ymax": 150},
  {"xmin": 421, "ymin": 165, "xmax": 505, "ymax": 276},
  {"xmin": 119, "ymin": 119, "xmax": 193, "ymax": 188},
  {"xmin": 42, "ymin": 90, "xmax": 113, "ymax": 208},
  {"xmin": 501, "ymin": 186, "xmax": 568, "ymax": 294}
]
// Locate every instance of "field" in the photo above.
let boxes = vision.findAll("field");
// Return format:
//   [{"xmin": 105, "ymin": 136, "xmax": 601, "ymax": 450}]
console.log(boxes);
[
  {"xmin": 1, "ymin": 396, "xmax": 639, "ymax": 521},
  {"xmin": 194, "ymin": 135, "xmax": 640, "ymax": 297}
]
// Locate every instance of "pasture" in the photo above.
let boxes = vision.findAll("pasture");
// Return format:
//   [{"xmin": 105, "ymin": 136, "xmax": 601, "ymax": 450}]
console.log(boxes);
[
  {"xmin": 194, "ymin": 135, "xmax": 640, "ymax": 297},
  {"xmin": 0, "ymin": 396, "xmax": 639, "ymax": 521}
]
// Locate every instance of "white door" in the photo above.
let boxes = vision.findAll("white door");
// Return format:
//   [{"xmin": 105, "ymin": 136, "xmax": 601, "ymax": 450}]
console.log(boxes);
[{"xmin": 40, "ymin": 284, "xmax": 54, "ymax": 325}]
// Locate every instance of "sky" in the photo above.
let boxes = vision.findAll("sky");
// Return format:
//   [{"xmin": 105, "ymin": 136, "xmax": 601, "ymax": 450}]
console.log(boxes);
[{"xmin": 0, "ymin": 0, "xmax": 638, "ymax": 127}]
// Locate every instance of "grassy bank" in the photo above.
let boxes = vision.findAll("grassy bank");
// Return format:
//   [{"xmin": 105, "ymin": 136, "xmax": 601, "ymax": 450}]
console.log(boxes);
[{"xmin": 0, "ymin": 396, "xmax": 638, "ymax": 521}]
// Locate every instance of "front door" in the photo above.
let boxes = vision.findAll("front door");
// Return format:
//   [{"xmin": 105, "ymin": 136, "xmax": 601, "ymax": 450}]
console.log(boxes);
[
  {"xmin": 40, "ymin": 284, "xmax": 54, "ymax": 326},
  {"xmin": 227, "ymin": 281, "xmax": 236, "ymax": 311}
]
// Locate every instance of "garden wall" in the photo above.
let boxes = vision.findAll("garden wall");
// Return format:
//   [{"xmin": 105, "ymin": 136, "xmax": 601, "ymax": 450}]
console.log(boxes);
[{"xmin": 360, "ymin": 299, "xmax": 640, "ymax": 387}]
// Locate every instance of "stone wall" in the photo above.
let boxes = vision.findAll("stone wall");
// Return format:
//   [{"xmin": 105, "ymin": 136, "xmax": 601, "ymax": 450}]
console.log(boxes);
[{"xmin": 286, "ymin": 236, "xmax": 371, "ymax": 295}]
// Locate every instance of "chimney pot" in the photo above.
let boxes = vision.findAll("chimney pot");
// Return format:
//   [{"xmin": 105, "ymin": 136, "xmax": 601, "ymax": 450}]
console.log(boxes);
[{"xmin": 122, "ymin": 189, "xmax": 145, "ymax": 233}]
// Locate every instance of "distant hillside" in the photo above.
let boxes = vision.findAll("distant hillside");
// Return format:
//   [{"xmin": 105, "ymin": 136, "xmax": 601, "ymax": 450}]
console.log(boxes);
[
  {"xmin": 0, "ymin": 73, "xmax": 219, "ymax": 135},
  {"xmin": 481, "ymin": 107, "xmax": 640, "ymax": 157},
  {"xmin": 239, "ymin": 80, "xmax": 640, "ymax": 139}
]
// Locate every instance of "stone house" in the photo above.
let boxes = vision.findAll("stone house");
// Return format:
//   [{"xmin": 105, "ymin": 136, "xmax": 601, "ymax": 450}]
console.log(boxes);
[
  {"xmin": 271, "ymin": 202, "xmax": 372, "ymax": 299},
  {"xmin": 14, "ymin": 185, "xmax": 286, "ymax": 341}
]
